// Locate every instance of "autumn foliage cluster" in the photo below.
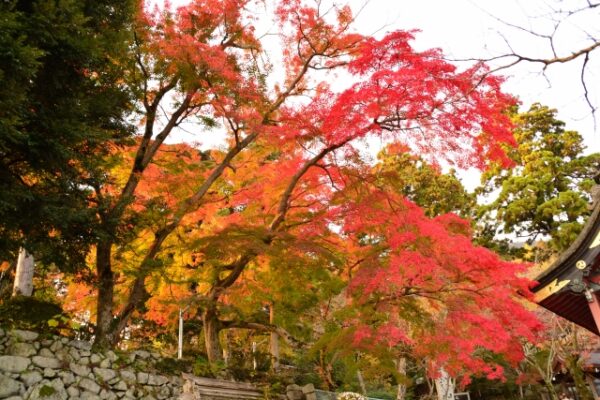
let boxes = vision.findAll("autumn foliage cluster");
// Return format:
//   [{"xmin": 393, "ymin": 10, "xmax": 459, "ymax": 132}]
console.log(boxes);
[{"xmin": 2, "ymin": 0, "xmax": 545, "ymax": 389}]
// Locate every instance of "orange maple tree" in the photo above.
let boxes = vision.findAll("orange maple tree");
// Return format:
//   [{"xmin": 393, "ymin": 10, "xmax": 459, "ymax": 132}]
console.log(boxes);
[{"xmin": 77, "ymin": 0, "xmax": 539, "ymax": 382}]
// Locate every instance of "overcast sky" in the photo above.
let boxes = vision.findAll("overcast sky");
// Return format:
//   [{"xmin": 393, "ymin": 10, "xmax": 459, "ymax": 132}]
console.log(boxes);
[
  {"xmin": 165, "ymin": 0, "xmax": 599, "ymax": 188},
  {"xmin": 345, "ymin": 0, "xmax": 599, "ymax": 152}
]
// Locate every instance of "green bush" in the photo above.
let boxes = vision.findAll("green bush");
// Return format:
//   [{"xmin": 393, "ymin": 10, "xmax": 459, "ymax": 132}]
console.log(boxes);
[
  {"xmin": 227, "ymin": 348, "xmax": 271, "ymax": 381},
  {"xmin": 154, "ymin": 356, "xmax": 191, "ymax": 375},
  {"xmin": 192, "ymin": 356, "xmax": 226, "ymax": 378},
  {"xmin": 0, "ymin": 296, "xmax": 71, "ymax": 334},
  {"xmin": 366, "ymin": 390, "xmax": 396, "ymax": 400}
]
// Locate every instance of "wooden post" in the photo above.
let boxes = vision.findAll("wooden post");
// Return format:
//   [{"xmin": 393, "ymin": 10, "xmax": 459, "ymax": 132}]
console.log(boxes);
[
  {"xmin": 357, "ymin": 369, "xmax": 367, "ymax": 395},
  {"xmin": 269, "ymin": 303, "xmax": 279, "ymax": 370},
  {"xmin": 12, "ymin": 248, "xmax": 34, "ymax": 297},
  {"xmin": 178, "ymin": 308, "xmax": 184, "ymax": 359},
  {"xmin": 586, "ymin": 290, "xmax": 600, "ymax": 334},
  {"xmin": 223, "ymin": 330, "xmax": 231, "ymax": 366}
]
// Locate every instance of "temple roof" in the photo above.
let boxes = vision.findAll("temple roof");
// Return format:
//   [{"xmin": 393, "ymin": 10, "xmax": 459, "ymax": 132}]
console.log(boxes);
[{"xmin": 531, "ymin": 194, "xmax": 600, "ymax": 335}]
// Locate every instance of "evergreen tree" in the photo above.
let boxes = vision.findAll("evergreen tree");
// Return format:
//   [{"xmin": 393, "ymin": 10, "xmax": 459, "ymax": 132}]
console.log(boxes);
[
  {"xmin": 477, "ymin": 103, "xmax": 600, "ymax": 260},
  {"xmin": 0, "ymin": 0, "xmax": 136, "ymax": 266},
  {"xmin": 375, "ymin": 144, "xmax": 475, "ymax": 219}
]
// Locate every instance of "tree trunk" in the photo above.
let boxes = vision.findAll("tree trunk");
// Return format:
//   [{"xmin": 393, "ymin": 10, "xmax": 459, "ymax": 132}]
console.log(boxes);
[
  {"xmin": 108, "ymin": 276, "xmax": 151, "ymax": 346},
  {"xmin": 317, "ymin": 349, "xmax": 337, "ymax": 390},
  {"xmin": 357, "ymin": 370, "xmax": 367, "ymax": 395},
  {"xmin": 12, "ymin": 248, "xmax": 34, "ymax": 297},
  {"xmin": 269, "ymin": 303, "xmax": 279, "ymax": 371},
  {"xmin": 94, "ymin": 242, "xmax": 115, "ymax": 347},
  {"xmin": 203, "ymin": 306, "xmax": 223, "ymax": 364},
  {"xmin": 565, "ymin": 354, "xmax": 594, "ymax": 400},
  {"xmin": 396, "ymin": 357, "xmax": 407, "ymax": 400},
  {"xmin": 543, "ymin": 380, "xmax": 558, "ymax": 400},
  {"xmin": 435, "ymin": 369, "xmax": 455, "ymax": 400}
]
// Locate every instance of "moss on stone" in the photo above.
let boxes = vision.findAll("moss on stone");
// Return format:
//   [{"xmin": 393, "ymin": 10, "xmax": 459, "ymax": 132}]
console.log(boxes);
[{"xmin": 39, "ymin": 384, "xmax": 57, "ymax": 397}]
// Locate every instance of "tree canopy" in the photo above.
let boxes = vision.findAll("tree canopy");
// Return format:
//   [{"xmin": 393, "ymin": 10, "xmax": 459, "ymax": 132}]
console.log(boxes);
[
  {"xmin": 0, "ymin": 0, "xmax": 552, "ymax": 393},
  {"xmin": 477, "ymin": 103, "xmax": 600, "ymax": 259},
  {"xmin": 0, "ymin": 0, "xmax": 136, "ymax": 264}
]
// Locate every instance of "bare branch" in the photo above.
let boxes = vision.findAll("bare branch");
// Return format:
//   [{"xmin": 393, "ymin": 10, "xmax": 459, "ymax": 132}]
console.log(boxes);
[{"xmin": 221, "ymin": 320, "xmax": 303, "ymax": 347}]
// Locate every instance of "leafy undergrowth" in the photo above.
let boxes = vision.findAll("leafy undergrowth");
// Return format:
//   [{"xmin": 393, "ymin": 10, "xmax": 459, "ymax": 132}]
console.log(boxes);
[
  {"xmin": 0, "ymin": 296, "xmax": 73, "ymax": 335},
  {"xmin": 153, "ymin": 356, "xmax": 192, "ymax": 375}
]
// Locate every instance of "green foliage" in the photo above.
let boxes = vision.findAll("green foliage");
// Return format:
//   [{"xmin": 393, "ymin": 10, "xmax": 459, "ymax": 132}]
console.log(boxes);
[
  {"xmin": 467, "ymin": 376, "xmax": 525, "ymax": 400},
  {"xmin": 476, "ymin": 103, "xmax": 600, "ymax": 259},
  {"xmin": 376, "ymin": 147, "xmax": 475, "ymax": 218},
  {"xmin": 192, "ymin": 356, "xmax": 227, "ymax": 378},
  {"xmin": 261, "ymin": 371, "xmax": 295, "ymax": 397},
  {"xmin": 365, "ymin": 390, "xmax": 395, "ymax": 400},
  {"xmin": 227, "ymin": 347, "xmax": 272, "ymax": 381},
  {"xmin": 290, "ymin": 353, "xmax": 325, "ymax": 387},
  {"xmin": 0, "ymin": 0, "xmax": 136, "ymax": 266},
  {"xmin": 154, "ymin": 357, "xmax": 191, "ymax": 375},
  {"xmin": 0, "ymin": 296, "xmax": 68, "ymax": 333}
]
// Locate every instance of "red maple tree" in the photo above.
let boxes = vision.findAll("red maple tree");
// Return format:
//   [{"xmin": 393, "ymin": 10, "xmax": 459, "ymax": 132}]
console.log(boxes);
[
  {"xmin": 342, "ymin": 187, "xmax": 540, "ymax": 383},
  {"xmin": 81, "ymin": 1, "xmax": 537, "ymax": 380}
]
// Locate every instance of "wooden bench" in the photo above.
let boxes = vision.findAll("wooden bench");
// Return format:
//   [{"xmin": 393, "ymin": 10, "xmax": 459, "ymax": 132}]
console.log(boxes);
[{"xmin": 180, "ymin": 373, "xmax": 264, "ymax": 399}]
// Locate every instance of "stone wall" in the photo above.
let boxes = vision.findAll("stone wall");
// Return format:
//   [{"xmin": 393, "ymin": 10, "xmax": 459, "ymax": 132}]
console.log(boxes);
[
  {"xmin": 285, "ymin": 384, "xmax": 317, "ymax": 400},
  {"xmin": 0, "ymin": 328, "xmax": 182, "ymax": 400}
]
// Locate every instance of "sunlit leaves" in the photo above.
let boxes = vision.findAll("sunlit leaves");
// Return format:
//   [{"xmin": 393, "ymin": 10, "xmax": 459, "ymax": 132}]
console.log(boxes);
[
  {"xmin": 33, "ymin": 0, "xmax": 541, "ymax": 366},
  {"xmin": 341, "ymin": 188, "xmax": 540, "ymax": 380},
  {"xmin": 477, "ymin": 103, "xmax": 600, "ymax": 258}
]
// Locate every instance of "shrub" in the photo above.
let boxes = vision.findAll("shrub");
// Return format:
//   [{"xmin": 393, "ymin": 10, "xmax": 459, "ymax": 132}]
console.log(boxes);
[{"xmin": 0, "ymin": 296, "xmax": 70, "ymax": 334}]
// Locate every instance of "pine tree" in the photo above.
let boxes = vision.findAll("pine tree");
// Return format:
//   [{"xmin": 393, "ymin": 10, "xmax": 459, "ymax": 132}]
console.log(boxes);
[
  {"xmin": 0, "ymin": 0, "xmax": 136, "ymax": 266},
  {"xmin": 477, "ymin": 103, "xmax": 600, "ymax": 259}
]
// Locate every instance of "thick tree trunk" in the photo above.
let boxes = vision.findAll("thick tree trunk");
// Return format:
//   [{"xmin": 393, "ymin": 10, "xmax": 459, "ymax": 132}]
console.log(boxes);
[
  {"xmin": 94, "ymin": 242, "xmax": 115, "ymax": 347},
  {"xmin": 108, "ymin": 276, "xmax": 150, "ymax": 346},
  {"xmin": 396, "ymin": 357, "xmax": 407, "ymax": 400},
  {"xmin": 12, "ymin": 248, "xmax": 34, "ymax": 297},
  {"xmin": 203, "ymin": 306, "xmax": 223, "ymax": 364}
]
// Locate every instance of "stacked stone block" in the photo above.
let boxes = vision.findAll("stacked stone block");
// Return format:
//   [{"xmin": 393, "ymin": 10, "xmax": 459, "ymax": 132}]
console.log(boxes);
[{"xmin": 0, "ymin": 328, "xmax": 181, "ymax": 400}]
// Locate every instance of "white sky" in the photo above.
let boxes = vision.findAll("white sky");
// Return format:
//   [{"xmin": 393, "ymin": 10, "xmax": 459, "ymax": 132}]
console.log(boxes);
[
  {"xmin": 345, "ymin": 0, "xmax": 599, "ymax": 151},
  {"xmin": 339, "ymin": 0, "xmax": 600, "ymax": 188},
  {"xmin": 166, "ymin": 0, "xmax": 600, "ymax": 188}
]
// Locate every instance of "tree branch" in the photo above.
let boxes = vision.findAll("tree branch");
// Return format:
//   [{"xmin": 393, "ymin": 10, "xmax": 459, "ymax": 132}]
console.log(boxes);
[
  {"xmin": 221, "ymin": 319, "xmax": 303, "ymax": 347},
  {"xmin": 269, "ymin": 139, "xmax": 352, "ymax": 232}
]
